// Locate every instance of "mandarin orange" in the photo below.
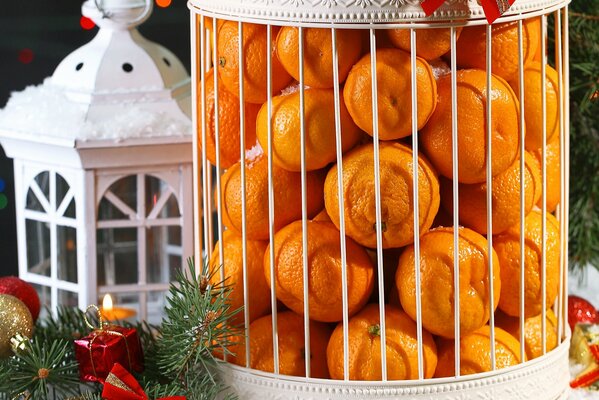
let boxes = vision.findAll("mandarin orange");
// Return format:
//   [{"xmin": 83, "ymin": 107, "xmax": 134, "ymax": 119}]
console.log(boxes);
[
  {"xmin": 495, "ymin": 308, "xmax": 558, "ymax": 360},
  {"xmin": 440, "ymin": 152, "xmax": 542, "ymax": 235},
  {"xmin": 220, "ymin": 155, "xmax": 325, "ymax": 241},
  {"xmin": 343, "ymin": 48, "xmax": 437, "ymax": 140},
  {"xmin": 421, "ymin": 69, "xmax": 520, "ymax": 184},
  {"xmin": 494, "ymin": 209, "xmax": 560, "ymax": 318},
  {"xmin": 455, "ymin": 19, "xmax": 539, "ymax": 82},
  {"xmin": 217, "ymin": 22, "xmax": 292, "ymax": 104},
  {"xmin": 324, "ymin": 142, "xmax": 440, "ymax": 249},
  {"xmin": 509, "ymin": 62, "xmax": 560, "ymax": 150},
  {"xmin": 388, "ymin": 27, "xmax": 463, "ymax": 60},
  {"xmin": 434, "ymin": 326, "xmax": 522, "ymax": 377},
  {"xmin": 531, "ymin": 136, "xmax": 561, "ymax": 212},
  {"xmin": 209, "ymin": 230, "xmax": 270, "ymax": 325},
  {"xmin": 396, "ymin": 226, "xmax": 501, "ymax": 339},
  {"xmin": 198, "ymin": 70, "xmax": 261, "ymax": 168},
  {"xmin": 264, "ymin": 220, "xmax": 374, "ymax": 322},
  {"xmin": 327, "ymin": 304, "xmax": 437, "ymax": 380},
  {"xmin": 255, "ymin": 88, "xmax": 361, "ymax": 172},
  {"xmin": 276, "ymin": 27, "xmax": 363, "ymax": 88},
  {"xmin": 233, "ymin": 311, "xmax": 331, "ymax": 378}
]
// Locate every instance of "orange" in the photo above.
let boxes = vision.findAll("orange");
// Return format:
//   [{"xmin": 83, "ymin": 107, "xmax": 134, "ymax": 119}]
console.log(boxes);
[
  {"xmin": 324, "ymin": 142, "xmax": 440, "ymax": 249},
  {"xmin": 455, "ymin": 19, "xmax": 540, "ymax": 82},
  {"xmin": 232, "ymin": 311, "xmax": 331, "ymax": 378},
  {"xmin": 326, "ymin": 304, "xmax": 437, "ymax": 380},
  {"xmin": 434, "ymin": 326, "xmax": 522, "ymax": 377},
  {"xmin": 276, "ymin": 27, "xmax": 364, "ymax": 88},
  {"xmin": 217, "ymin": 22, "xmax": 292, "ymax": 104},
  {"xmin": 531, "ymin": 136, "xmax": 561, "ymax": 212},
  {"xmin": 198, "ymin": 70, "xmax": 261, "ymax": 169},
  {"xmin": 264, "ymin": 220, "xmax": 374, "ymax": 322},
  {"xmin": 255, "ymin": 88, "xmax": 362, "ymax": 172},
  {"xmin": 343, "ymin": 48, "xmax": 437, "ymax": 140},
  {"xmin": 312, "ymin": 209, "xmax": 332, "ymax": 223},
  {"xmin": 495, "ymin": 309, "xmax": 558, "ymax": 360},
  {"xmin": 509, "ymin": 62, "xmax": 560, "ymax": 150},
  {"xmin": 439, "ymin": 152, "xmax": 542, "ymax": 235},
  {"xmin": 220, "ymin": 154, "xmax": 325, "ymax": 241},
  {"xmin": 421, "ymin": 69, "xmax": 520, "ymax": 184},
  {"xmin": 209, "ymin": 230, "xmax": 270, "ymax": 325},
  {"xmin": 396, "ymin": 226, "xmax": 501, "ymax": 339},
  {"xmin": 388, "ymin": 27, "xmax": 463, "ymax": 61},
  {"xmin": 494, "ymin": 209, "xmax": 561, "ymax": 318}
]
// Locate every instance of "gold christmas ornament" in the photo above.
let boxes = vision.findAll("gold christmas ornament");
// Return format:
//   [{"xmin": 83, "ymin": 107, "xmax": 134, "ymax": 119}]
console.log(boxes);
[{"xmin": 0, "ymin": 294, "xmax": 33, "ymax": 358}]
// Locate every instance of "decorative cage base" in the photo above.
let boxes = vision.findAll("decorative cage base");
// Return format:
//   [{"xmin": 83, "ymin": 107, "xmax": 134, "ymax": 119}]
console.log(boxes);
[{"xmin": 217, "ymin": 338, "xmax": 570, "ymax": 399}]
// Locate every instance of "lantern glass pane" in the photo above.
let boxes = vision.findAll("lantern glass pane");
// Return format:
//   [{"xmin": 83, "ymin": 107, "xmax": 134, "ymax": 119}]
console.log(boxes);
[
  {"xmin": 98, "ymin": 197, "xmax": 127, "ymax": 220},
  {"xmin": 112, "ymin": 175, "xmax": 137, "ymax": 211},
  {"xmin": 63, "ymin": 199, "xmax": 76, "ymax": 219},
  {"xmin": 56, "ymin": 173, "xmax": 70, "ymax": 208},
  {"xmin": 145, "ymin": 175, "xmax": 181, "ymax": 218},
  {"xmin": 31, "ymin": 283, "xmax": 50, "ymax": 320},
  {"xmin": 57, "ymin": 225, "xmax": 78, "ymax": 283},
  {"xmin": 34, "ymin": 171, "xmax": 50, "ymax": 200},
  {"xmin": 25, "ymin": 188, "xmax": 45, "ymax": 212},
  {"xmin": 26, "ymin": 219, "xmax": 50, "ymax": 277},
  {"xmin": 147, "ymin": 225, "xmax": 182, "ymax": 283},
  {"xmin": 96, "ymin": 228, "xmax": 138, "ymax": 286},
  {"xmin": 147, "ymin": 290, "xmax": 168, "ymax": 325},
  {"xmin": 57, "ymin": 289, "xmax": 78, "ymax": 308}
]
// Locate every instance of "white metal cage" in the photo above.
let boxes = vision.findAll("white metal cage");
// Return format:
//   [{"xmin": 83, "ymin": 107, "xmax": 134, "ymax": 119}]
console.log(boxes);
[{"xmin": 188, "ymin": 0, "xmax": 571, "ymax": 397}]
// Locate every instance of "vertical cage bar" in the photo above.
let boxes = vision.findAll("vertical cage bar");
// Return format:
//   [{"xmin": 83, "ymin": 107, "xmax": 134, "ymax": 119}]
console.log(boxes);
[
  {"xmin": 190, "ymin": 13, "xmax": 202, "ymax": 275},
  {"xmin": 199, "ymin": 16, "xmax": 211, "ymax": 265},
  {"xmin": 517, "ymin": 18, "xmax": 527, "ymax": 363},
  {"xmin": 266, "ymin": 24, "xmax": 280, "ymax": 375},
  {"xmin": 450, "ymin": 25, "xmax": 461, "ymax": 377},
  {"xmin": 237, "ymin": 20, "xmax": 251, "ymax": 368},
  {"xmin": 369, "ymin": 27, "xmax": 388, "ymax": 381},
  {"xmin": 298, "ymin": 25, "xmax": 312, "ymax": 378},
  {"xmin": 562, "ymin": 5, "xmax": 570, "ymax": 340},
  {"xmin": 554, "ymin": 8, "xmax": 565, "ymax": 342},
  {"xmin": 331, "ymin": 26, "xmax": 350, "ymax": 382},
  {"xmin": 540, "ymin": 14, "xmax": 548, "ymax": 355},
  {"xmin": 409, "ymin": 27, "xmax": 425, "ymax": 381},
  {"xmin": 485, "ymin": 23, "xmax": 496, "ymax": 371},
  {"xmin": 212, "ymin": 18, "xmax": 226, "ymax": 301}
]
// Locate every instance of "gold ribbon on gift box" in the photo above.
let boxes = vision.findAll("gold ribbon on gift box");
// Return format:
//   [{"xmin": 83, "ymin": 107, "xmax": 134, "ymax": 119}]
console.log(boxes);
[{"xmin": 83, "ymin": 304, "xmax": 133, "ymax": 378}]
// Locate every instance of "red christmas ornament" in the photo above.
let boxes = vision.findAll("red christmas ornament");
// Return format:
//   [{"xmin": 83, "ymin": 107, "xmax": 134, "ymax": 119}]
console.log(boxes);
[
  {"xmin": 569, "ymin": 295, "xmax": 599, "ymax": 331},
  {"xmin": 74, "ymin": 306, "xmax": 144, "ymax": 383},
  {"xmin": 0, "ymin": 276, "xmax": 40, "ymax": 322}
]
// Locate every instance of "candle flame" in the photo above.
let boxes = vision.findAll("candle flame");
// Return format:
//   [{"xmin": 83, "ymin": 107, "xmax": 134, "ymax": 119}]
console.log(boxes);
[{"xmin": 102, "ymin": 294, "xmax": 113, "ymax": 311}]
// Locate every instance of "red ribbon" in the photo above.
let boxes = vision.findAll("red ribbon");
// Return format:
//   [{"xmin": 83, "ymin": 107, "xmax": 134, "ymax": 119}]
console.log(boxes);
[
  {"xmin": 102, "ymin": 363, "xmax": 186, "ymax": 400},
  {"xmin": 421, "ymin": 0, "xmax": 515, "ymax": 24}
]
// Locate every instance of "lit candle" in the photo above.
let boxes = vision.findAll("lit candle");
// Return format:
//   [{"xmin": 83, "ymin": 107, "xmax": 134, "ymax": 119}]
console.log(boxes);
[{"xmin": 101, "ymin": 294, "xmax": 136, "ymax": 321}]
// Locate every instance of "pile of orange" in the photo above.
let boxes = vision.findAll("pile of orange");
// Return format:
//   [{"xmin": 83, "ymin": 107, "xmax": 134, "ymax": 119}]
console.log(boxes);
[{"xmin": 202, "ymin": 17, "xmax": 562, "ymax": 380}]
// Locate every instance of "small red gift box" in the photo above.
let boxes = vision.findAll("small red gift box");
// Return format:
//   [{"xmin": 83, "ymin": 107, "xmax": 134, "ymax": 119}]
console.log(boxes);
[{"xmin": 74, "ymin": 307, "xmax": 144, "ymax": 383}]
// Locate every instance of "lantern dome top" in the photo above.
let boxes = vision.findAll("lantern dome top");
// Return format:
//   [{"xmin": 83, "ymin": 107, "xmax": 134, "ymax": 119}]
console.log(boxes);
[{"xmin": 0, "ymin": 0, "xmax": 191, "ymax": 144}]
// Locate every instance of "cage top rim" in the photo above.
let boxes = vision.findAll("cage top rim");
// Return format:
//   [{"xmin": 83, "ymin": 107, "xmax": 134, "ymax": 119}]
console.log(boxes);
[{"xmin": 188, "ymin": 0, "xmax": 569, "ymax": 27}]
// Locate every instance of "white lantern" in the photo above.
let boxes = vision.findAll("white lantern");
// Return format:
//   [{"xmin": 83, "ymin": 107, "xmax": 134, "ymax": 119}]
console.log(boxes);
[{"xmin": 0, "ymin": 0, "xmax": 192, "ymax": 324}]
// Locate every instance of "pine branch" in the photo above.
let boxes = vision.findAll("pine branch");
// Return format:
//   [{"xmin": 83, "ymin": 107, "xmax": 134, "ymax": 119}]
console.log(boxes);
[
  {"xmin": 153, "ymin": 258, "xmax": 240, "ymax": 400},
  {"xmin": 0, "ymin": 337, "xmax": 82, "ymax": 400}
]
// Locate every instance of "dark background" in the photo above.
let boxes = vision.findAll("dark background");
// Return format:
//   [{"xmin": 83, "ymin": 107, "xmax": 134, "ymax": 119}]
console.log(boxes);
[{"xmin": 0, "ymin": 1, "xmax": 190, "ymax": 277}]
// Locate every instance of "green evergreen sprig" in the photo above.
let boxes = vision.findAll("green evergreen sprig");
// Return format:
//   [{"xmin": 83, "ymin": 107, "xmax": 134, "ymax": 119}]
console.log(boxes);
[
  {"xmin": 565, "ymin": 1, "xmax": 599, "ymax": 272},
  {"xmin": 0, "ymin": 337, "xmax": 81, "ymax": 399}
]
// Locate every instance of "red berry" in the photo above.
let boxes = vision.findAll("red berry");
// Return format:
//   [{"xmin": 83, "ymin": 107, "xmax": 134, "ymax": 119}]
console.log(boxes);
[
  {"xmin": 568, "ymin": 295, "xmax": 599, "ymax": 331},
  {"xmin": 0, "ymin": 276, "xmax": 40, "ymax": 322}
]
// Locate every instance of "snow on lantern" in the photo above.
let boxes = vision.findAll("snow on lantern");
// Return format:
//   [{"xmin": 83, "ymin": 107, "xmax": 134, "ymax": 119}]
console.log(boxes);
[{"xmin": 0, "ymin": 0, "xmax": 192, "ymax": 324}]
